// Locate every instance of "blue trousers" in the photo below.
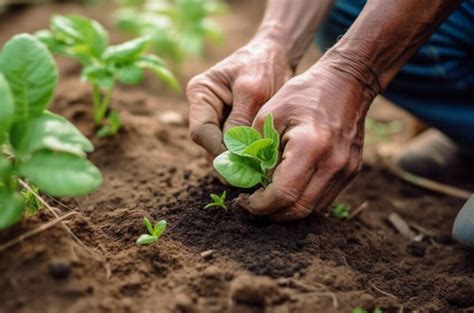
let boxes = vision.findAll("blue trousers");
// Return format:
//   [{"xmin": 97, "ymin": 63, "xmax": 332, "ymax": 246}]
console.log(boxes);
[{"xmin": 317, "ymin": 0, "xmax": 474, "ymax": 146}]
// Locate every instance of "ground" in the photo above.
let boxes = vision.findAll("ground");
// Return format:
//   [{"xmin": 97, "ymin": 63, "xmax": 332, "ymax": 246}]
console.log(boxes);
[{"xmin": 0, "ymin": 2, "xmax": 473, "ymax": 313}]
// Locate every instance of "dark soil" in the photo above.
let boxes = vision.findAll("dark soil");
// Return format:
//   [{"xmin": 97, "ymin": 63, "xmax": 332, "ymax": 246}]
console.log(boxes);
[{"xmin": 1, "ymin": 2, "xmax": 473, "ymax": 313}]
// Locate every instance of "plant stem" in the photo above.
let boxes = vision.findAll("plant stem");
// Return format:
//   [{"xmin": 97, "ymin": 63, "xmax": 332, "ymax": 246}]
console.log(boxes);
[{"xmin": 92, "ymin": 85, "xmax": 113, "ymax": 125}]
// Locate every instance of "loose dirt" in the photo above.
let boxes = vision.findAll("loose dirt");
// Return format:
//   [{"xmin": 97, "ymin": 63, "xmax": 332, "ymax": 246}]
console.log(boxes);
[{"xmin": 1, "ymin": 2, "xmax": 473, "ymax": 313}]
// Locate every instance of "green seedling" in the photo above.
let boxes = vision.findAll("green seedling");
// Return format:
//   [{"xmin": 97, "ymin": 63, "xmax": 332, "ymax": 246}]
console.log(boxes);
[
  {"xmin": 213, "ymin": 114, "xmax": 280, "ymax": 188},
  {"xmin": 136, "ymin": 217, "xmax": 167, "ymax": 245},
  {"xmin": 114, "ymin": 0, "xmax": 227, "ymax": 68},
  {"xmin": 36, "ymin": 14, "xmax": 179, "ymax": 137},
  {"xmin": 21, "ymin": 186, "xmax": 42, "ymax": 215},
  {"xmin": 331, "ymin": 203, "xmax": 350, "ymax": 220},
  {"xmin": 0, "ymin": 34, "xmax": 102, "ymax": 229},
  {"xmin": 204, "ymin": 191, "xmax": 228, "ymax": 211},
  {"xmin": 365, "ymin": 117, "xmax": 402, "ymax": 145}
]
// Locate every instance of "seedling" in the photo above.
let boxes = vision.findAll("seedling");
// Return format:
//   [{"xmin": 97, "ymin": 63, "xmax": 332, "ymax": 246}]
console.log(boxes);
[
  {"xmin": 213, "ymin": 114, "xmax": 280, "ymax": 188},
  {"xmin": 0, "ymin": 34, "xmax": 102, "ymax": 229},
  {"xmin": 204, "ymin": 191, "xmax": 228, "ymax": 211},
  {"xmin": 36, "ymin": 14, "xmax": 179, "ymax": 137},
  {"xmin": 21, "ymin": 186, "xmax": 42, "ymax": 215},
  {"xmin": 331, "ymin": 203, "xmax": 350, "ymax": 220},
  {"xmin": 114, "ymin": 0, "xmax": 227, "ymax": 68},
  {"xmin": 136, "ymin": 217, "xmax": 167, "ymax": 245}
]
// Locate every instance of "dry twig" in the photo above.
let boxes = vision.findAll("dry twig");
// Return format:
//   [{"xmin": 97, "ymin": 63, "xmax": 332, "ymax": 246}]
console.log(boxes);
[{"xmin": 348, "ymin": 201, "xmax": 369, "ymax": 221}]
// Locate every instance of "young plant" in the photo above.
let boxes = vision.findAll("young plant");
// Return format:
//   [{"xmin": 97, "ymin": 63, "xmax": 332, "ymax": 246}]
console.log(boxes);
[
  {"xmin": 351, "ymin": 307, "xmax": 383, "ymax": 313},
  {"xmin": 36, "ymin": 14, "xmax": 179, "ymax": 137},
  {"xmin": 0, "ymin": 34, "xmax": 102, "ymax": 229},
  {"xmin": 21, "ymin": 186, "xmax": 42, "ymax": 215},
  {"xmin": 213, "ymin": 114, "xmax": 280, "ymax": 188},
  {"xmin": 204, "ymin": 191, "xmax": 227, "ymax": 211},
  {"xmin": 331, "ymin": 203, "xmax": 350, "ymax": 220},
  {"xmin": 114, "ymin": 0, "xmax": 227, "ymax": 68},
  {"xmin": 136, "ymin": 217, "xmax": 167, "ymax": 245}
]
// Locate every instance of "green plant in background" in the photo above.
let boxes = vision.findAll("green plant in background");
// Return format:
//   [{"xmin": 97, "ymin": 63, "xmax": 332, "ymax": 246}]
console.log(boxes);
[
  {"xmin": 21, "ymin": 186, "xmax": 42, "ymax": 215},
  {"xmin": 136, "ymin": 217, "xmax": 167, "ymax": 245},
  {"xmin": 0, "ymin": 34, "xmax": 102, "ymax": 229},
  {"xmin": 36, "ymin": 14, "xmax": 179, "ymax": 137},
  {"xmin": 213, "ymin": 114, "xmax": 280, "ymax": 189},
  {"xmin": 114, "ymin": 0, "xmax": 227, "ymax": 68},
  {"xmin": 204, "ymin": 191, "xmax": 227, "ymax": 211},
  {"xmin": 365, "ymin": 117, "xmax": 402, "ymax": 145},
  {"xmin": 351, "ymin": 307, "xmax": 383, "ymax": 313},
  {"xmin": 331, "ymin": 202, "xmax": 350, "ymax": 220}
]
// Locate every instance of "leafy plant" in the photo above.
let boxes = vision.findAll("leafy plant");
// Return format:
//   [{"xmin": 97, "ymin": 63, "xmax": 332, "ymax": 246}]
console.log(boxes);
[
  {"xmin": 36, "ymin": 14, "xmax": 179, "ymax": 137},
  {"xmin": 0, "ymin": 34, "xmax": 102, "ymax": 229},
  {"xmin": 114, "ymin": 0, "xmax": 227, "ymax": 68},
  {"xmin": 331, "ymin": 202, "xmax": 350, "ymax": 220},
  {"xmin": 136, "ymin": 217, "xmax": 167, "ymax": 245},
  {"xmin": 204, "ymin": 191, "xmax": 227, "ymax": 211},
  {"xmin": 21, "ymin": 186, "xmax": 42, "ymax": 215},
  {"xmin": 213, "ymin": 114, "xmax": 280, "ymax": 188}
]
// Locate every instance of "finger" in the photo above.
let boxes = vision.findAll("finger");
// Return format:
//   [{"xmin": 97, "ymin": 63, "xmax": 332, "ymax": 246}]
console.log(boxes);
[
  {"xmin": 223, "ymin": 76, "xmax": 269, "ymax": 131},
  {"xmin": 187, "ymin": 74, "xmax": 232, "ymax": 156},
  {"xmin": 241, "ymin": 127, "xmax": 324, "ymax": 216}
]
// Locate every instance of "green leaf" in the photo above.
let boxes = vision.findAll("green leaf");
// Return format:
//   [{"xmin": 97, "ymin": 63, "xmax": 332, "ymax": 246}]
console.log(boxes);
[
  {"xmin": 115, "ymin": 64, "xmax": 144, "ymax": 85},
  {"xmin": 0, "ymin": 155, "xmax": 14, "ymax": 191},
  {"xmin": 0, "ymin": 74, "xmax": 15, "ymax": 143},
  {"xmin": 103, "ymin": 36, "xmax": 150, "ymax": 63},
  {"xmin": 135, "ymin": 55, "xmax": 180, "ymax": 92},
  {"xmin": 242, "ymin": 139, "xmax": 273, "ymax": 159},
  {"xmin": 96, "ymin": 111, "xmax": 122, "ymax": 138},
  {"xmin": 136, "ymin": 234, "xmax": 157, "ymax": 245},
  {"xmin": 153, "ymin": 220, "xmax": 167, "ymax": 238},
  {"xmin": 210, "ymin": 194, "xmax": 221, "ymax": 203},
  {"xmin": 260, "ymin": 113, "xmax": 280, "ymax": 169},
  {"xmin": 224, "ymin": 126, "xmax": 261, "ymax": 155},
  {"xmin": 204, "ymin": 203, "xmax": 219, "ymax": 209},
  {"xmin": 143, "ymin": 217, "xmax": 154, "ymax": 235},
  {"xmin": 81, "ymin": 64, "xmax": 115, "ymax": 90},
  {"xmin": 263, "ymin": 113, "xmax": 279, "ymax": 146},
  {"xmin": 0, "ymin": 190, "xmax": 25, "ymax": 229},
  {"xmin": 19, "ymin": 150, "xmax": 102, "ymax": 197},
  {"xmin": 51, "ymin": 15, "xmax": 109, "ymax": 58},
  {"xmin": 213, "ymin": 151, "xmax": 264, "ymax": 188},
  {"xmin": 0, "ymin": 34, "xmax": 58, "ymax": 121},
  {"xmin": 10, "ymin": 112, "xmax": 93, "ymax": 158}
]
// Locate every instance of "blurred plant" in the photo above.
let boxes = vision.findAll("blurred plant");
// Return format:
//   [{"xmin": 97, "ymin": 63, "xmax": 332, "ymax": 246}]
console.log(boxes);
[
  {"xmin": 36, "ymin": 15, "xmax": 179, "ymax": 137},
  {"xmin": 114, "ymin": 0, "xmax": 227, "ymax": 69},
  {"xmin": 365, "ymin": 117, "xmax": 402, "ymax": 145},
  {"xmin": 21, "ymin": 186, "xmax": 42, "ymax": 215},
  {"xmin": 0, "ymin": 34, "xmax": 102, "ymax": 229}
]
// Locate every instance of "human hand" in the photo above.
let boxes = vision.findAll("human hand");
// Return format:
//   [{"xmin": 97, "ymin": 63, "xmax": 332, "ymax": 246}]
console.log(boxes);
[
  {"xmin": 186, "ymin": 32, "xmax": 293, "ymax": 159},
  {"xmin": 240, "ymin": 56, "xmax": 379, "ymax": 222}
]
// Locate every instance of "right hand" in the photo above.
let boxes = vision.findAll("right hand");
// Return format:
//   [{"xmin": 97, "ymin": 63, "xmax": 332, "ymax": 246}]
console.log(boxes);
[{"xmin": 186, "ymin": 34, "xmax": 293, "ymax": 159}]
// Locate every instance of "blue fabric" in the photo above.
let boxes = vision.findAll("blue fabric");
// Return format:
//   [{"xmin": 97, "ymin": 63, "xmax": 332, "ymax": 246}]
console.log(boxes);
[{"xmin": 317, "ymin": 0, "xmax": 474, "ymax": 145}]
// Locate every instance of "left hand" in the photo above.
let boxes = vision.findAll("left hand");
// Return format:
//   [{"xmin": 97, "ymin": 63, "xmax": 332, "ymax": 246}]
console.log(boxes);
[{"xmin": 240, "ymin": 56, "xmax": 378, "ymax": 222}]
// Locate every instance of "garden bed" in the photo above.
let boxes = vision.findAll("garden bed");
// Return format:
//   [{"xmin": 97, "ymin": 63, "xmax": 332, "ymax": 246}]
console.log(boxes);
[{"xmin": 0, "ymin": 2, "xmax": 473, "ymax": 313}]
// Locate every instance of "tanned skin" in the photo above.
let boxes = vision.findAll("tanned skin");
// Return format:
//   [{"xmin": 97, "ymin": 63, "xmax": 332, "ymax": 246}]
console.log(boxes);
[{"xmin": 187, "ymin": 0, "xmax": 463, "ymax": 222}]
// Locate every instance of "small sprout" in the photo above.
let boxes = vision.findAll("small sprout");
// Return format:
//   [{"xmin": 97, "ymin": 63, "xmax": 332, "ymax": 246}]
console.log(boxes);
[
  {"xmin": 351, "ymin": 307, "xmax": 383, "ymax": 313},
  {"xmin": 21, "ymin": 186, "xmax": 42, "ymax": 215},
  {"xmin": 136, "ymin": 217, "xmax": 167, "ymax": 246},
  {"xmin": 213, "ymin": 114, "xmax": 280, "ymax": 188},
  {"xmin": 331, "ymin": 202, "xmax": 350, "ymax": 220},
  {"xmin": 204, "ymin": 191, "xmax": 228, "ymax": 211}
]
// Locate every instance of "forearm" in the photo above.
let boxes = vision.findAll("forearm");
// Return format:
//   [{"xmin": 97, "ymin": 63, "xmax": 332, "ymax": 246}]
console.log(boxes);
[
  {"xmin": 255, "ymin": 0, "xmax": 334, "ymax": 70},
  {"xmin": 319, "ymin": 0, "xmax": 462, "ymax": 94}
]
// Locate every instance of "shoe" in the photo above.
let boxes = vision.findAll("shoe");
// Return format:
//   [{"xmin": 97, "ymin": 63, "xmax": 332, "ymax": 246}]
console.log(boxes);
[{"xmin": 396, "ymin": 129, "xmax": 474, "ymax": 183}]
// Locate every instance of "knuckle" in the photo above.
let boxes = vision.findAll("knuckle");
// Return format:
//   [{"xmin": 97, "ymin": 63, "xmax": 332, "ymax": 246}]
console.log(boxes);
[{"xmin": 272, "ymin": 185, "xmax": 300, "ymax": 208}]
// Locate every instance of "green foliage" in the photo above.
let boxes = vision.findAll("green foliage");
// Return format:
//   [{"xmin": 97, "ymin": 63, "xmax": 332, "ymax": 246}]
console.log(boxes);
[
  {"xmin": 114, "ymin": 0, "xmax": 227, "ymax": 68},
  {"xmin": 365, "ymin": 117, "xmax": 402, "ymax": 145},
  {"xmin": 0, "ymin": 34, "xmax": 102, "ymax": 229},
  {"xmin": 331, "ymin": 202, "xmax": 350, "ymax": 220},
  {"xmin": 21, "ymin": 186, "xmax": 42, "ymax": 215},
  {"xmin": 36, "ymin": 14, "xmax": 179, "ymax": 137},
  {"xmin": 136, "ymin": 217, "xmax": 167, "ymax": 245},
  {"xmin": 204, "ymin": 191, "xmax": 227, "ymax": 211},
  {"xmin": 213, "ymin": 114, "xmax": 280, "ymax": 189}
]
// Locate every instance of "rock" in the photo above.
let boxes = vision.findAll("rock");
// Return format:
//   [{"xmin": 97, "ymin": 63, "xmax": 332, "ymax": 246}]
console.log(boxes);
[
  {"xmin": 229, "ymin": 274, "xmax": 287, "ymax": 306},
  {"xmin": 48, "ymin": 258, "xmax": 71, "ymax": 280},
  {"xmin": 200, "ymin": 249, "xmax": 215, "ymax": 259},
  {"xmin": 159, "ymin": 111, "xmax": 186, "ymax": 126}
]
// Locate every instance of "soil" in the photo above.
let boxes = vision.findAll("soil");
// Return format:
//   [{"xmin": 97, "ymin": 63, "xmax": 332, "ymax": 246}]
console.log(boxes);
[{"xmin": 1, "ymin": 2, "xmax": 473, "ymax": 313}]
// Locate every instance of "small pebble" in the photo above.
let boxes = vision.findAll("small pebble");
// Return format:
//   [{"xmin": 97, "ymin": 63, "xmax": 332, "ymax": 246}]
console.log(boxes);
[
  {"xmin": 48, "ymin": 258, "xmax": 71, "ymax": 280},
  {"xmin": 200, "ymin": 249, "xmax": 215, "ymax": 259}
]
